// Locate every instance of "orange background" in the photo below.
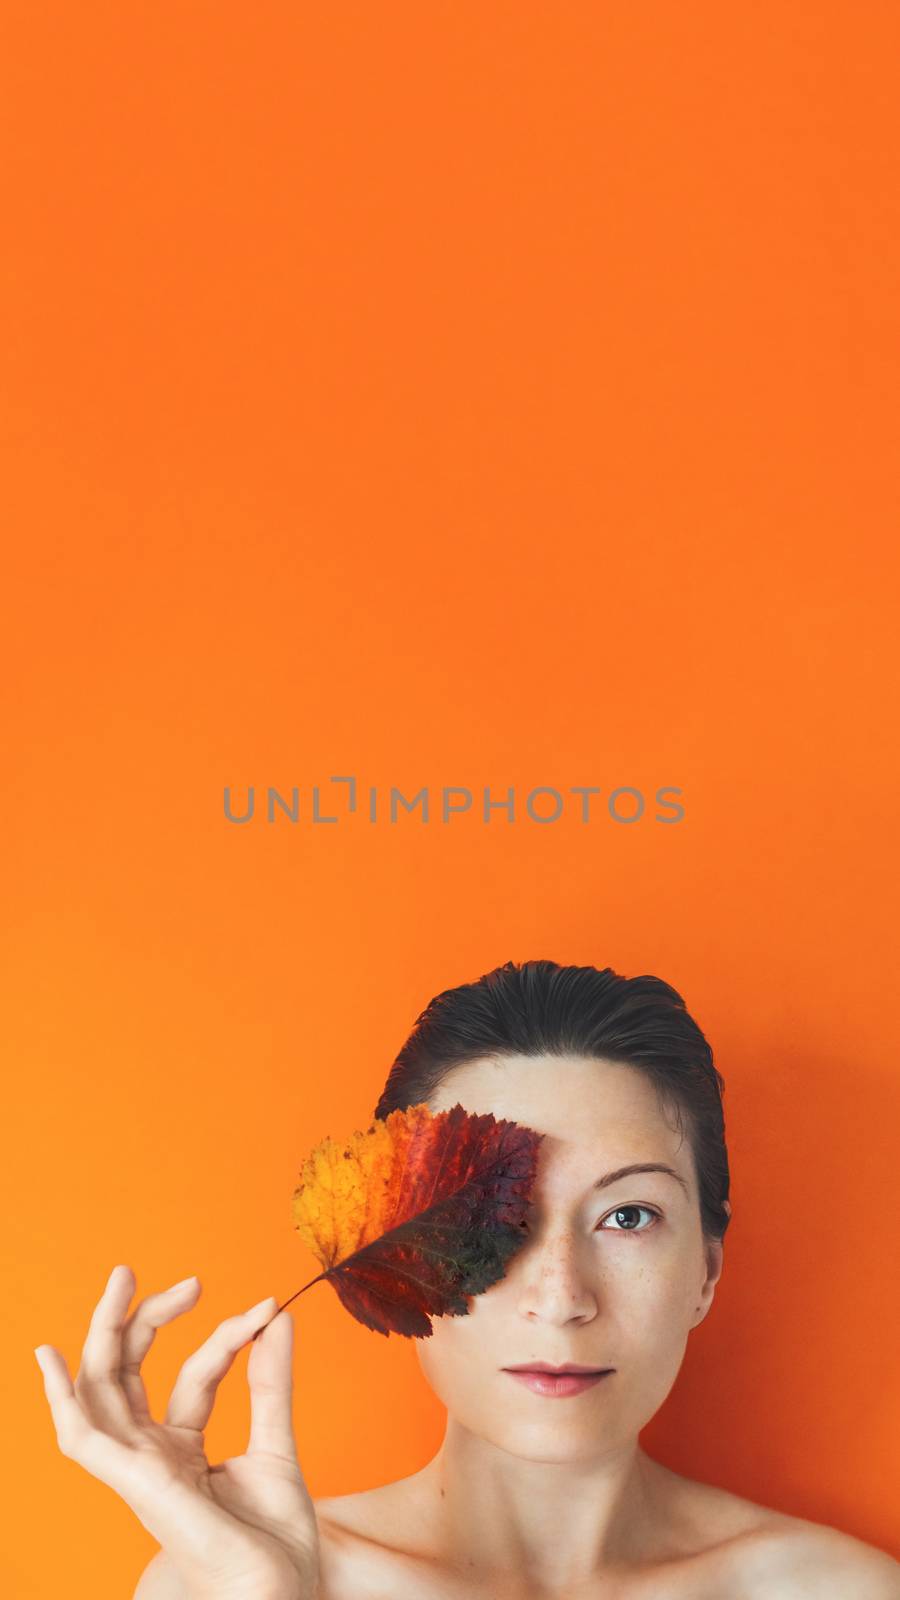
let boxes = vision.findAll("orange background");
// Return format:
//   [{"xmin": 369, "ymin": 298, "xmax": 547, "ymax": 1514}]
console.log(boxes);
[{"xmin": 3, "ymin": 4, "xmax": 899, "ymax": 1595}]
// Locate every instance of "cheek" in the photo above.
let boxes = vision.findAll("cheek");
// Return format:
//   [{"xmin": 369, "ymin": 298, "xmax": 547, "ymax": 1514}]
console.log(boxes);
[
  {"xmin": 415, "ymin": 1303, "xmax": 501, "ymax": 1405},
  {"xmin": 624, "ymin": 1248, "xmax": 707, "ymax": 1337},
  {"xmin": 602, "ymin": 1239, "xmax": 703, "ymax": 1331}
]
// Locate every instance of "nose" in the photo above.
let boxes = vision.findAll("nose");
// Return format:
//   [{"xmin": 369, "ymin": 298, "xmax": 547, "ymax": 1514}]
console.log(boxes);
[{"xmin": 514, "ymin": 1227, "xmax": 599, "ymax": 1325}]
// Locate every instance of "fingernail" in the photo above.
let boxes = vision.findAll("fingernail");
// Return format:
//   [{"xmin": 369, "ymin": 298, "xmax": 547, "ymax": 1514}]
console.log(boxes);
[
  {"xmin": 34, "ymin": 1347, "xmax": 46, "ymax": 1370},
  {"xmin": 168, "ymin": 1276, "xmax": 198, "ymax": 1292},
  {"xmin": 245, "ymin": 1296, "xmax": 277, "ymax": 1319}
]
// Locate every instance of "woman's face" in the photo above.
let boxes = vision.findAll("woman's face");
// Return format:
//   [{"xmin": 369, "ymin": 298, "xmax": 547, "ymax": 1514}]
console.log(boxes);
[{"xmin": 415, "ymin": 1054, "xmax": 726, "ymax": 1462}]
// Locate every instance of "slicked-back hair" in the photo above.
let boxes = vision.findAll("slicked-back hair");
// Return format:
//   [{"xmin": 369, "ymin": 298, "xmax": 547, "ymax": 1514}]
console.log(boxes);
[{"xmin": 374, "ymin": 958, "xmax": 731, "ymax": 1242}]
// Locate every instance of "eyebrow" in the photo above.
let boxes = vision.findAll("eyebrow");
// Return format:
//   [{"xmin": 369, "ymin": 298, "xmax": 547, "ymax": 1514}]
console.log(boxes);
[{"xmin": 593, "ymin": 1163, "xmax": 689, "ymax": 1197}]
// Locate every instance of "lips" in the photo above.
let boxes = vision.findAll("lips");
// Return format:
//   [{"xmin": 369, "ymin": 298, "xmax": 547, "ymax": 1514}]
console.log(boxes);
[{"xmin": 503, "ymin": 1366, "xmax": 614, "ymax": 1398}]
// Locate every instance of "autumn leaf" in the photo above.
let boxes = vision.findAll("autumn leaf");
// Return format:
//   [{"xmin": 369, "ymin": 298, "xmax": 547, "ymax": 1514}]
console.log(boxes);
[{"xmin": 274, "ymin": 1101, "xmax": 544, "ymax": 1338}]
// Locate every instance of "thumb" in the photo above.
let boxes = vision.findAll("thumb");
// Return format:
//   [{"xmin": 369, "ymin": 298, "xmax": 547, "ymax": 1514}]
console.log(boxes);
[{"xmin": 246, "ymin": 1305, "xmax": 299, "ymax": 1462}]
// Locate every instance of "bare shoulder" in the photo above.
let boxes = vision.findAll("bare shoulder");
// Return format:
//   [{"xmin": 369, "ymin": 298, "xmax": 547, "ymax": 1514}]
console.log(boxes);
[
  {"xmin": 732, "ymin": 1516, "xmax": 900, "ymax": 1599},
  {"xmin": 648, "ymin": 1461, "xmax": 900, "ymax": 1597},
  {"xmin": 651, "ymin": 1462, "xmax": 784, "ymax": 1546},
  {"xmin": 313, "ymin": 1480, "xmax": 440, "ymax": 1600},
  {"xmin": 314, "ymin": 1475, "xmax": 429, "ymax": 1547}
]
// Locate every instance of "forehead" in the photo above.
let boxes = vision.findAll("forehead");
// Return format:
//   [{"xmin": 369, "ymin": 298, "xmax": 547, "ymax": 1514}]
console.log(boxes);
[{"xmin": 427, "ymin": 1053, "xmax": 690, "ymax": 1179}]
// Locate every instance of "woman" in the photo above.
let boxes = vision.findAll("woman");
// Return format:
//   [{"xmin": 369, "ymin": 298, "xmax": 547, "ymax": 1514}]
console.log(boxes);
[{"xmin": 35, "ymin": 960, "xmax": 900, "ymax": 1599}]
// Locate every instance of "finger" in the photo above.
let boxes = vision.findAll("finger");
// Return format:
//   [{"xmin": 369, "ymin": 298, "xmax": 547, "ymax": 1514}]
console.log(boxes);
[
  {"xmin": 74, "ymin": 1264, "xmax": 142, "ymax": 1441},
  {"xmin": 120, "ymin": 1275, "xmax": 202, "ymax": 1421},
  {"xmin": 165, "ymin": 1296, "xmax": 279, "ymax": 1432},
  {"xmin": 35, "ymin": 1345, "xmax": 254, "ymax": 1572},
  {"xmin": 246, "ymin": 1309, "xmax": 298, "ymax": 1462},
  {"xmin": 35, "ymin": 1343, "xmax": 138, "ymax": 1492}
]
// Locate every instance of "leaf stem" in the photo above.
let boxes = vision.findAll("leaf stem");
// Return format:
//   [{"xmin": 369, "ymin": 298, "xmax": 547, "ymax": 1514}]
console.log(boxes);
[{"xmin": 250, "ymin": 1268, "xmax": 330, "ymax": 1340}]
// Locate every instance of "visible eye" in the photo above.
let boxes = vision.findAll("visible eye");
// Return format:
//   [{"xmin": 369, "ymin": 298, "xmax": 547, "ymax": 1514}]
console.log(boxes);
[
  {"xmin": 597, "ymin": 1205, "xmax": 660, "ymax": 1233},
  {"xmin": 516, "ymin": 1205, "xmax": 661, "ymax": 1236}
]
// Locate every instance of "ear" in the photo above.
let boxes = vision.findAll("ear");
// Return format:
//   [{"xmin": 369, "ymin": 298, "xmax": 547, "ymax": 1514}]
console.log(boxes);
[{"xmin": 690, "ymin": 1199, "xmax": 730, "ymax": 1329}]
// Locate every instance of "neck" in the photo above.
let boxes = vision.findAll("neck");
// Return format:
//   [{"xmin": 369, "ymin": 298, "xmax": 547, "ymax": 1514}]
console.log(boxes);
[{"xmin": 415, "ymin": 1417, "xmax": 662, "ymax": 1594}]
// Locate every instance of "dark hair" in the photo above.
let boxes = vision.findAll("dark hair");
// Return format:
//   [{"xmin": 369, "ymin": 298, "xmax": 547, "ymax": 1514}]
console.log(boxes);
[{"xmin": 374, "ymin": 958, "xmax": 730, "ymax": 1242}]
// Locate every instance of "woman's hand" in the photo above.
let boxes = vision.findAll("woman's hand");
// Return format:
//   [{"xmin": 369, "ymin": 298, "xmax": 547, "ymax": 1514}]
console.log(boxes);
[{"xmin": 34, "ymin": 1264, "xmax": 320, "ymax": 1600}]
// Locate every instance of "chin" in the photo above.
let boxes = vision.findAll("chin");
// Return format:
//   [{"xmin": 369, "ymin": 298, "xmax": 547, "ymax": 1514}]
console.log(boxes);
[
  {"xmin": 458, "ymin": 1403, "xmax": 620, "ymax": 1456},
  {"xmin": 498, "ymin": 1421, "xmax": 621, "ymax": 1464}
]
